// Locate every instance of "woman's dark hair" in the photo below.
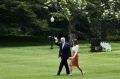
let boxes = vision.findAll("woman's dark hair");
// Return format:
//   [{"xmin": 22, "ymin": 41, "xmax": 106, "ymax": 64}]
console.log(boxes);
[{"xmin": 72, "ymin": 39, "xmax": 78, "ymax": 45}]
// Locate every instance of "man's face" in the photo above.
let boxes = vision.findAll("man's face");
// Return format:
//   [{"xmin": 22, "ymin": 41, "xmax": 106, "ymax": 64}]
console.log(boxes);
[{"xmin": 61, "ymin": 38, "xmax": 65, "ymax": 43}]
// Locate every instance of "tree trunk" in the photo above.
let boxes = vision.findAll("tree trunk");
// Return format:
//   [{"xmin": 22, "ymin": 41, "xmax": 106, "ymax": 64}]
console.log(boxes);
[
  {"xmin": 90, "ymin": 19, "xmax": 102, "ymax": 52},
  {"xmin": 68, "ymin": 20, "xmax": 76, "ymax": 45}
]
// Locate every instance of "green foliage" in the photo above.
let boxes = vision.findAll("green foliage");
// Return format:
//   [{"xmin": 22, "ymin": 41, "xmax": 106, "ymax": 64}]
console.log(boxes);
[
  {"xmin": 106, "ymin": 35, "xmax": 120, "ymax": 41},
  {"xmin": 0, "ymin": 0, "xmax": 119, "ymax": 39},
  {"xmin": 0, "ymin": 0, "xmax": 49, "ymax": 35},
  {"xmin": 101, "ymin": 0, "xmax": 120, "ymax": 20}
]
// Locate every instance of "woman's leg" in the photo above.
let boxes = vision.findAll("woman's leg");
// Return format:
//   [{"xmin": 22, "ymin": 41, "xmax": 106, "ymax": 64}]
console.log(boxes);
[
  {"xmin": 69, "ymin": 63, "xmax": 73, "ymax": 76},
  {"xmin": 77, "ymin": 66, "xmax": 84, "ymax": 75}
]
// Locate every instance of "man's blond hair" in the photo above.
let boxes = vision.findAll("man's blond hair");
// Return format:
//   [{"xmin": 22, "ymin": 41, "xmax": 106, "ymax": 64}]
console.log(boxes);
[{"xmin": 61, "ymin": 37, "xmax": 65, "ymax": 42}]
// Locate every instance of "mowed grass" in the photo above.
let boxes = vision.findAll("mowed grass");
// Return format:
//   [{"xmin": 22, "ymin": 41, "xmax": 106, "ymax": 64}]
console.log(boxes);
[{"xmin": 0, "ymin": 42, "xmax": 120, "ymax": 79}]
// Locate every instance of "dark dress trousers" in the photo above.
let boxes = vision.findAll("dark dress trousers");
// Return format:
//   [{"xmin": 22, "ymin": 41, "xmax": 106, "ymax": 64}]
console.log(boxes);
[{"xmin": 55, "ymin": 42, "xmax": 71, "ymax": 75}]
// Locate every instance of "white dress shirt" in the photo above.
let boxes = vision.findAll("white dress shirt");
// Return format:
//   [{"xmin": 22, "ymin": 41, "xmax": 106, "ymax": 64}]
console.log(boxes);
[
  {"xmin": 72, "ymin": 45, "xmax": 79, "ymax": 58},
  {"xmin": 62, "ymin": 43, "xmax": 65, "ymax": 49}
]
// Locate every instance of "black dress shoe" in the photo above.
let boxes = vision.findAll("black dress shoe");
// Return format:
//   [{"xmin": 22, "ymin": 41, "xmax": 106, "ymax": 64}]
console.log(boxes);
[{"xmin": 57, "ymin": 74, "xmax": 60, "ymax": 76}]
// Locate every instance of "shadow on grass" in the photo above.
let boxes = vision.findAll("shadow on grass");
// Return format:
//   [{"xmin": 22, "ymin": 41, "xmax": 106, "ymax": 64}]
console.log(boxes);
[
  {"xmin": 0, "ymin": 36, "xmax": 52, "ymax": 47},
  {"xmin": 0, "ymin": 41, "xmax": 50, "ymax": 47},
  {"xmin": 0, "ymin": 36, "xmax": 90, "ymax": 47},
  {"xmin": 52, "ymin": 74, "xmax": 85, "ymax": 78}
]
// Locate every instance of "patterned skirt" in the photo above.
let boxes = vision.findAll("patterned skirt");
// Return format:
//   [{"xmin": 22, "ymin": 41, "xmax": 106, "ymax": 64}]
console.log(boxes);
[{"xmin": 70, "ymin": 52, "xmax": 79, "ymax": 66}]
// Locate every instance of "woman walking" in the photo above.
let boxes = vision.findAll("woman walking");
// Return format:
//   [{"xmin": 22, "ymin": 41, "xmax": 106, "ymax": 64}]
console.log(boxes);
[{"xmin": 69, "ymin": 39, "xmax": 85, "ymax": 76}]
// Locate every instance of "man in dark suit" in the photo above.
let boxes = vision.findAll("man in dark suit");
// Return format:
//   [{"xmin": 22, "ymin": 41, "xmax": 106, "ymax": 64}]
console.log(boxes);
[{"xmin": 54, "ymin": 37, "xmax": 71, "ymax": 76}]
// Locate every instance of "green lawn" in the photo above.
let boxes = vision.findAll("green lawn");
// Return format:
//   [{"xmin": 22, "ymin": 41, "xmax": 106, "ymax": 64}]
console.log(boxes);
[{"xmin": 0, "ymin": 42, "xmax": 120, "ymax": 79}]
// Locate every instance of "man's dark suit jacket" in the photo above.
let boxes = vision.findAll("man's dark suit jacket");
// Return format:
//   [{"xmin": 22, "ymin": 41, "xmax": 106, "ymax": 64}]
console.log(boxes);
[{"xmin": 55, "ymin": 42, "xmax": 71, "ymax": 60}]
